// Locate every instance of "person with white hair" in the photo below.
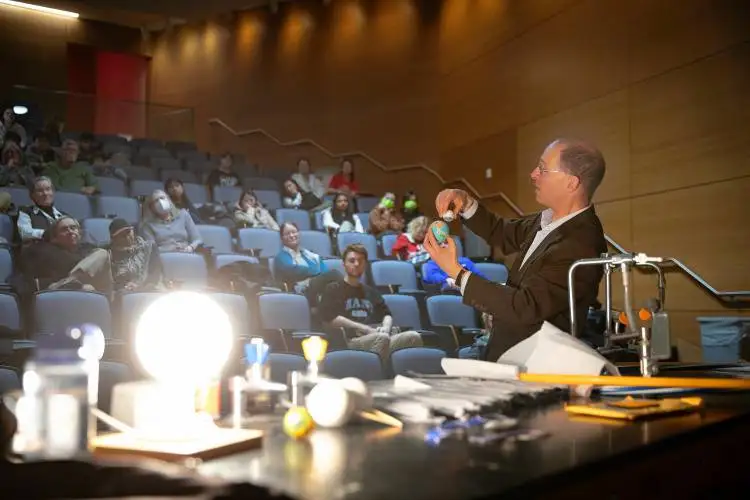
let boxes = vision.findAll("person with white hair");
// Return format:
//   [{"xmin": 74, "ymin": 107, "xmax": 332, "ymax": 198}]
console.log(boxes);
[{"xmin": 140, "ymin": 189, "xmax": 202, "ymax": 252}]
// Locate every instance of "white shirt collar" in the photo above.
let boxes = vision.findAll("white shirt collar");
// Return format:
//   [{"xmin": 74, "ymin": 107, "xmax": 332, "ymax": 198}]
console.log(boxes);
[{"xmin": 539, "ymin": 205, "xmax": 590, "ymax": 232}]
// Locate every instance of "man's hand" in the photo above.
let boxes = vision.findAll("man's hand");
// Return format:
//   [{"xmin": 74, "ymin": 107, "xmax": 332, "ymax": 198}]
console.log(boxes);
[
  {"xmin": 424, "ymin": 229, "xmax": 462, "ymax": 279},
  {"xmin": 81, "ymin": 186, "xmax": 97, "ymax": 195},
  {"xmin": 357, "ymin": 326, "xmax": 379, "ymax": 337},
  {"xmin": 435, "ymin": 189, "xmax": 472, "ymax": 219}
]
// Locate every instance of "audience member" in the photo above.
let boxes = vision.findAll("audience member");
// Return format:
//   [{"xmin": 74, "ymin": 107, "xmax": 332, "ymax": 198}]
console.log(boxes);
[
  {"xmin": 21, "ymin": 216, "xmax": 110, "ymax": 292},
  {"xmin": 0, "ymin": 108, "xmax": 27, "ymax": 148},
  {"xmin": 422, "ymin": 257, "xmax": 486, "ymax": 292},
  {"xmin": 281, "ymin": 178, "xmax": 322, "ymax": 210},
  {"xmin": 43, "ymin": 139, "xmax": 98, "ymax": 194},
  {"xmin": 322, "ymin": 193, "xmax": 364, "ymax": 236},
  {"xmin": 17, "ymin": 176, "xmax": 67, "ymax": 242},
  {"xmin": 402, "ymin": 190, "xmax": 421, "ymax": 225},
  {"xmin": 0, "ymin": 133, "xmax": 35, "ymax": 189},
  {"xmin": 234, "ymin": 190, "xmax": 279, "ymax": 230},
  {"xmin": 273, "ymin": 222, "xmax": 341, "ymax": 301},
  {"xmin": 369, "ymin": 192, "xmax": 404, "ymax": 238},
  {"xmin": 43, "ymin": 116, "xmax": 64, "ymax": 147},
  {"xmin": 165, "ymin": 178, "xmax": 202, "ymax": 224},
  {"xmin": 291, "ymin": 158, "xmax": 326, "ymax": 200},
  {"xmin": 391, "ymin": 215, "xmax": 431, "ymax": 266},
  {"xmin": 109, "ymin": 218, "xmax": 165, "ymax": 292},
  {"xmin": 140, "ymin": 189, "xmax": 202, "ymax": 252},
  {"xmin": 319, "ymin": 244, "xmax": 422, "ymax": 359},
  {"xmin": 25, "ymin": 131, "xmax": 56, "ymax": 166},
  {"xmin": 458, "ymin": 313, "xmax": 493, "ymax": 359},
  {"xmin": 77, "ymin": 132, "xmax": 101, "ymax": 163},
  {"xmin": 328, "ymin": 158, "xmax": 358, "ymax": 195},
  {"xmin": 207, "ymin": 152, "xmax": 241, "ymax": 189},
  {"xmin": 91, "ymin": 152, "xmax": 128, "ymax": 182}
]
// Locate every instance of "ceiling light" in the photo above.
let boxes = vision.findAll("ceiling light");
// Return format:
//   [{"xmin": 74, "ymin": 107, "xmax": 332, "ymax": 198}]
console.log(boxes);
[
  {"xmin": 0, "ymin": 1, "xmax": 79, "ymax": 19},
  {"xmin": 12, "ymin": 105, "xmax": 28, "ymax": 115}
]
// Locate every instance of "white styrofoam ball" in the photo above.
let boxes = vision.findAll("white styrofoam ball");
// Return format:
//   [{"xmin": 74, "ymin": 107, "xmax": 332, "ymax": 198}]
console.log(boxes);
[
  {"xmin": 306, "ymin": 381, "xmax": 355, "ymax": 428},
  {"xmin": 442, "ymin": 210, "xmax": 455, "ymax": 222},
  {"xmin": 340, "ymin": 378, "xmax": 373, "ymax": 410}
]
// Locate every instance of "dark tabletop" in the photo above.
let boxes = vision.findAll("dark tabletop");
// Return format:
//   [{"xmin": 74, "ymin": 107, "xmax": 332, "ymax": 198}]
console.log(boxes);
[{"xmin": 198, "ymin": 391, "xmax": 750, "ymax": 500}]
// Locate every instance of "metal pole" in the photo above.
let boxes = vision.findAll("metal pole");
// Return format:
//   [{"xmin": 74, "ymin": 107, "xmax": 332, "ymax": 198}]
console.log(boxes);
[
  {"xmin": 604, "ymin": 264, "xmax": 613, "ymax": 347},
  {"xmin": 568, "ymin": 257, "xmax": 613, "ymax": 337}
]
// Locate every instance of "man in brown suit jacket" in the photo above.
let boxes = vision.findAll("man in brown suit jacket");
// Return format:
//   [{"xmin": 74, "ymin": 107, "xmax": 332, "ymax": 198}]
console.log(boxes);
[{"xmin": 424, "ymin": 139, "xmax": 608, "ymax": 361}]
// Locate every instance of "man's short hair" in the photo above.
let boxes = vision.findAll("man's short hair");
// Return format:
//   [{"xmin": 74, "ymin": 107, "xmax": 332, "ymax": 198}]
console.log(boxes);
[
  {"xmin": 29, "ymin": 176, "xmax": 53, "ymax": 195},
  {"xmin": 556, "ymin": 139, "xmax": 606, "ymax": 202},
  {"xmin": 62, "ymin": 138, "xmax": 79, "ymax": 150},
  {"xmin": 342, "ymin": 243, "xmax": 368, "ymax": 262}
]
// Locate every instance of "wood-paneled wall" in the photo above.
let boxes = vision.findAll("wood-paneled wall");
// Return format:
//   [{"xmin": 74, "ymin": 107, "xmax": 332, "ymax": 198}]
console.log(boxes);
[{"xmin": 149, "ymin": 0, "xmax": 750, "ymax": 357}]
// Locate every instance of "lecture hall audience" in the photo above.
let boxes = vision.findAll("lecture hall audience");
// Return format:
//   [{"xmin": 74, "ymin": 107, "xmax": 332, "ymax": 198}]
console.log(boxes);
[
  {"xmin": 391, "ymin": 215, "xmax": 431, "ymax": 266},
  {"xmin": 322, "ymin": 193, "xmax": 364, "ymax": 236},
  {"xmin": 108, "ymin": 218, "xmax": 165, "ymax": 293},
  {"xmin": 207, "ymin": 152, "xmax": 241, "ymax": 189},
  {"xmin": 165, "ymin": 177, "xmax": 202, "ymax": 224},
  {"xmin": 291, "ymin": 158, "xmax": 326, "ymax": 200},
  {"xmin": 0, "ymin": 132, "xmax": 35, "ymax": 189},
  {"xmin": 0, "ymin": 108, "xmax": 27, "ymax": 148},
  {"xmin": 328, "ymin": 158, "xmax": 358, "ymax": 196}
]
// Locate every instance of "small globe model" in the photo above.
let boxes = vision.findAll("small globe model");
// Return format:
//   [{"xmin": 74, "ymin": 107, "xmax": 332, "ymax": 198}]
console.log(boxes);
[{"xmin": 430, "ymin": 221, "xmax": 450, "ymax": 244}]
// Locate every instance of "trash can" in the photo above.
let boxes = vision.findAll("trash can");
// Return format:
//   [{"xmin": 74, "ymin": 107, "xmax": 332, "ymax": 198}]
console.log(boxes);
[{"xmin": 697, "ymin": 317, "xmax": 746, "ymax": 363}]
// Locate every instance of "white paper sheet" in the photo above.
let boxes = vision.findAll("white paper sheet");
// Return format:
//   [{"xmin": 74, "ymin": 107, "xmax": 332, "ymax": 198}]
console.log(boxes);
[{"xmin": 498, "ymin": 321, "xmax": 619, "ymax": 376}]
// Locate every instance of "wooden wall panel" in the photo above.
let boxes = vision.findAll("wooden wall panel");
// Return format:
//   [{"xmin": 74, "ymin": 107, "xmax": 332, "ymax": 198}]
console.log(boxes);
[
  {"xmin": 629, "ymin": 42, "xmax": 750, "ymax": 196},
  {"xmin": 149, "ymin": 0, "xmax": 750, "ymax": 357}
]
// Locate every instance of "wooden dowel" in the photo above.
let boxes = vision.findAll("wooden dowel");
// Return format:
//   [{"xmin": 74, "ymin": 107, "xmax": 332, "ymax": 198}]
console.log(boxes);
[
  {"xmin": 519, "ymin": 373, "xmax": 750, "ymax": 390},
  {"xmin": 359, "ymin": 409, "xmax": 404, "ymax": 428}
]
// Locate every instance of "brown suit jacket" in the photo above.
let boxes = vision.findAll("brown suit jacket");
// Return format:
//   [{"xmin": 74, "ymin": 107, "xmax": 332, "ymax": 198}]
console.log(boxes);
[{"xmin": 463, "ymin": 204, "xmax": 607, "ymax": 362}]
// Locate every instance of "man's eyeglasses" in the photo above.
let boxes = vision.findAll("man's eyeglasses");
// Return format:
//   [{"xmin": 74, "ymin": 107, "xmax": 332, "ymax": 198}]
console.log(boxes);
[{"xmin": 535, "ymin": 163, "xmax": 566, "ymax": 176}]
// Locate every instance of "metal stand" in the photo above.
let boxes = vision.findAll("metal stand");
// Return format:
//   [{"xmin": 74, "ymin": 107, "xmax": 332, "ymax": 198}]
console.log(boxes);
[{"xmin": 568, "ymin": 253, "xmax": 670, "ymax": 377}]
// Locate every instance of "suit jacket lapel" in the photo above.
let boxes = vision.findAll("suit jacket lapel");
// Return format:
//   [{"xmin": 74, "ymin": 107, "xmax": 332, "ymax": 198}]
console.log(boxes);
[{"xmin": 515, "ymin": 230, "xmax": 563, "ymax": 281}]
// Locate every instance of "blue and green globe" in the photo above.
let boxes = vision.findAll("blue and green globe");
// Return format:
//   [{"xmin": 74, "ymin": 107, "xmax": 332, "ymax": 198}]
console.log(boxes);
[{"xmin": 430, "ymin": 221, "xmax": 450, "ymax": 244}]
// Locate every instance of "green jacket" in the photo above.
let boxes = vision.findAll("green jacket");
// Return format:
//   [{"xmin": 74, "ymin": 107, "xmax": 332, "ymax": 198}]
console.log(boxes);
[{"xmin": 43, "ymin": 161, "xmax": 98, "ymax": 192}]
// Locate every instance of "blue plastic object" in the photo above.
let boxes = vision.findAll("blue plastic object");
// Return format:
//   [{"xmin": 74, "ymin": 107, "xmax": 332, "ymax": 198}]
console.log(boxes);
[{"xmin": 697, "ymin": 317, "xmax": 747, "ymax": 363}]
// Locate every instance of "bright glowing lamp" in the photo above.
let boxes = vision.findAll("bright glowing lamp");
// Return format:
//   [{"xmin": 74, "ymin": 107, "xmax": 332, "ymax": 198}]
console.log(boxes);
[
  {"xmin": 12, "ymin": 105, "xmax": 28, "ymax": 115},
  {"xmin": 112, "ymin": 291, "xmax": 233, "ymax": 440}
]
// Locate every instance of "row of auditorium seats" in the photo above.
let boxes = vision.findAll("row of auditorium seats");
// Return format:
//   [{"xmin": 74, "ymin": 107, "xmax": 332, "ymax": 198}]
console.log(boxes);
[
  {"xmin": 0, "ymin": 290, "xmax": 482, "ymax": 354},
  {"xmin": 0, "ymin": 346, "xmax": 446, "ymax": 412}
]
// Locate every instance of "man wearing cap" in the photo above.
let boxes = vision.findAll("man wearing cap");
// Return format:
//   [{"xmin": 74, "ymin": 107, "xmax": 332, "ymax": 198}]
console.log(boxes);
[{"xmin": 109, "ymin": 218, "xmax": 164, "ymax": 292}]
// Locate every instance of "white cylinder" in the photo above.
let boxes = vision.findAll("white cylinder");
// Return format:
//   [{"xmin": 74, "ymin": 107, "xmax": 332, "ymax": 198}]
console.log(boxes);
[{"xmin": 306, "ymin": 381, "xmax": 354, "ymax": 428}]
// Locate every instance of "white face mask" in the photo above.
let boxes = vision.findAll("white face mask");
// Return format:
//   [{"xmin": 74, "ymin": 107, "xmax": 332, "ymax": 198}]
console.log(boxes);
[{"xmin": 154, "ymin": 198, "xmax": 171, "ymax": 215}]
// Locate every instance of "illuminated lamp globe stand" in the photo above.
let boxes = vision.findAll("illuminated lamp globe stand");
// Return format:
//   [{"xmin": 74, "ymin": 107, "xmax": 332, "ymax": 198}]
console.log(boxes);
[{"xmin": 118, "ymin": 291, "xmax": 234, "ymax": 441}]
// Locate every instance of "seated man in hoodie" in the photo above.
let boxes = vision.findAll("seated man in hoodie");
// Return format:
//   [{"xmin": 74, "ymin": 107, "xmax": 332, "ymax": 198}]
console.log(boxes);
[{"xmin": 21, "ymin": 216, "xmax": 110, "ymax": 292}]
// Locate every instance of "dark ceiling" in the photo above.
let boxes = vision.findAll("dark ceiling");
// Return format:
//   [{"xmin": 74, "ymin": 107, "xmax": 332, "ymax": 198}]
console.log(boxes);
[{"xmin": 36, "ymin": 0, "xmax": 284, "ymax": 30}]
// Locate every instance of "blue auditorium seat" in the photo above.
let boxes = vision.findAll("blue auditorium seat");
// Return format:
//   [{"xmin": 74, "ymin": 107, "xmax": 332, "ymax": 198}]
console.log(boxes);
[
  {"xmin": 238, "ymin": 228, "xmax": 281, "ymax": 257},
  {"xmin": 82, "ymin": 218, "xmax": 113, "ymax": 246},
  {"xmin": 34, "ymin": 290, "xmax": 113, "ymax": 338},
  {"xmin": 426, "ymin": 295, "xmax": 478, "ymax": 329},
  {"xmin": 160, "ymin": 252, "xmax": 209, "ymax": 288},
  {"xmin": 152, "ymin": 158, "xmax": 182, "ymax": 172},
  {"xmin": 390, "ymin": 347, "xmax": 446, "ymax": 376},
  {"xmin": 371, "ymin": 261, "xmax": 418, "ymax": 291},
  {"xmin": 243, "ymin": 177, "xmax": 279, "ymax": 191},
  {"xmin": 0, "ymin": 366, "xmax": 20, "ymax": 393},
  {"xmin": 207, "ymin": 292, "xmax": 250, "ymax": 339},
  {"xmin": 337, "ymin": 232, "xmax": 379, "ymax": 260},
  {"xmin": 54, "ymin": 191, "xmax": 92, "ymax": 220},
  {"xmin": 0, "ymin": 248, "xmax": 12, "ymax": 283},
  {"xmin": 324, "ymin": 350, "xmax": 383, "ymax": 381},
  {"xmin": 212, "ymin": 185, "xmax": 243, "ymax": 204},
  {"xmin": 258, "ymin": 293, "xmax": 311, "ymax": 332},
  {"xmin": 356, "ymin": 212, "xmax": 370, "ymax": 232},
  {"xmin": 474, "ymin": 262, "xmax": 509, "ymax": 284},
  {"xmin": 383, "ymin": 294, "xmax": 423, "ymax": 330},
  {"xmin": 0, "ymin": 293, "xmax": 22, "ymax": 336},
  {"xmin": 95, "ymin": 176, "xmax": 127, "ymax": 197},
  {"xmin": 118, "ymin": 292, "xmax": 162, "ymax": 340},
  {"xmin": 196, "ymin": 224, "xmax": 233, "ymax": 253},
  {"xmin": 381, "ymin": 233, "xmax": 399, "ymax": 258},
  {"xmin": 255, "ymin": 190, "xmax": 283, "ymax": 211},
  {"xmin": 4, "ymin": 187, "xmax": 31, "ymax": 207},
  {"xmin": 0, "ymin": 214, "xmax": 12, "ymax": 243},
  {"xmin": 356, "ymin": 196, "xmax": 380, "ymax": 212},
  {"xmin": 123, "ymin": 166, "xmax": 158, "ymax": 181},
  {"xmin": 300, "ymin": 230, "xmax": 333, "ymax": 257},
  {"xmin": 215, "ymin": 253, "xmax": 260, "ymax": 270},
  {"xmin": 463, "ymin": 227, "xmax": 491, "ymax": 260},
  {"xmin": 276, "ymin": 209, "xmax": 311, "ymax": 231},
  {"xmin": 130, "ymin": 179, "xmax": 163, "ymax": 197},
  {"xmin": 160, "ymin": 168, "xmax": 198, "ymax": 184},
  {"xmin": 268, "ymin": 352, "xmax": 306, "ymax": 384},
  {"xmin": 96, "ymin": 196, "xmax": 140, "ymax": 223},
  {"xmin": 182, "ymin": 183, "xmax": 209, "ymax": 205}
]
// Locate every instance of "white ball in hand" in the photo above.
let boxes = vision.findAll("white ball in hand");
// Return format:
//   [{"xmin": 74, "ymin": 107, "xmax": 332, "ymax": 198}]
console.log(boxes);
[{"xmin": 442, "ymin": 210, "xmax": 455, "ymax": 222}]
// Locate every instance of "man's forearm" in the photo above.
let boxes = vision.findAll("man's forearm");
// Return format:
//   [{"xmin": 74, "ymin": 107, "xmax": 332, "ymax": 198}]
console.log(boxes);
[{"xmin": 329, "ymin": 316, "xmax": 370, "ymax": 332}]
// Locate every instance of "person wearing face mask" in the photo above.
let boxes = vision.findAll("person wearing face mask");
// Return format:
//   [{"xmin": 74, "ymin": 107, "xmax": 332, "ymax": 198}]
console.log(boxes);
[
  {"xmin": 109, "ymin": 218, "xmax": 165, "ymax": 292},
  {"xmin": 368, "ymin": 192, "xmax": 405, "ymax": 238},
  {"xmin": 234, "ymin": 190, "xmax": 279, "ymax": 230},
  {"xmin": 402, "ymin": 190, "xmax": 421, "ymax": 226},
  {"xmin": 140, "ymin": 190, "xmax": 202, "ymax": 253}
]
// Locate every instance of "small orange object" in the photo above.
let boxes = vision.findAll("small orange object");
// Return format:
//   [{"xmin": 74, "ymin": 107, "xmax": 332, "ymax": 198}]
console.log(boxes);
[
  {"xmin": 638, "ymin": 308, "xmax": 652, "ymax": 321},
  {"xmin": 618, "ymin": 311, "xmax": 628, "ymax": 325}
]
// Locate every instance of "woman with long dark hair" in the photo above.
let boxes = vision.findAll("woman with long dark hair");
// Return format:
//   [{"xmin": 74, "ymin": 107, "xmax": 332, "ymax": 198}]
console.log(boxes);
[
  {"xmin": 322, "ymin": 192, "xmax": 364, "ymax": 236},
  {"xmin": 164, "ymin": 178, "xmax": 202, "ymax": 224},
  {"xmin": 327, "ymin": 158, "xmax": 359, "ymax": 195}
]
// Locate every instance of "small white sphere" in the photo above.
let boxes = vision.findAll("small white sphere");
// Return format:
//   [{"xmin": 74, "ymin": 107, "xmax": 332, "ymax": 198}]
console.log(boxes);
[
  {"xmin": 340, "ymin": 378, "xmax": 373, "ymax": 410},
  {"xmin": 442, "ymin": 210, "xmax": 455, "ymax": 222},
  {"xmin": 306, "ymin": 381, "xmax": 355, "ymax": 428}
]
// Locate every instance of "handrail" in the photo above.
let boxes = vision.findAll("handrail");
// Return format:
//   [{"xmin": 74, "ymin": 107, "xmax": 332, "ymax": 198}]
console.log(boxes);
[{"xmin": 208, "ymin": 118, "xmax": 750, "ymax": 305}]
